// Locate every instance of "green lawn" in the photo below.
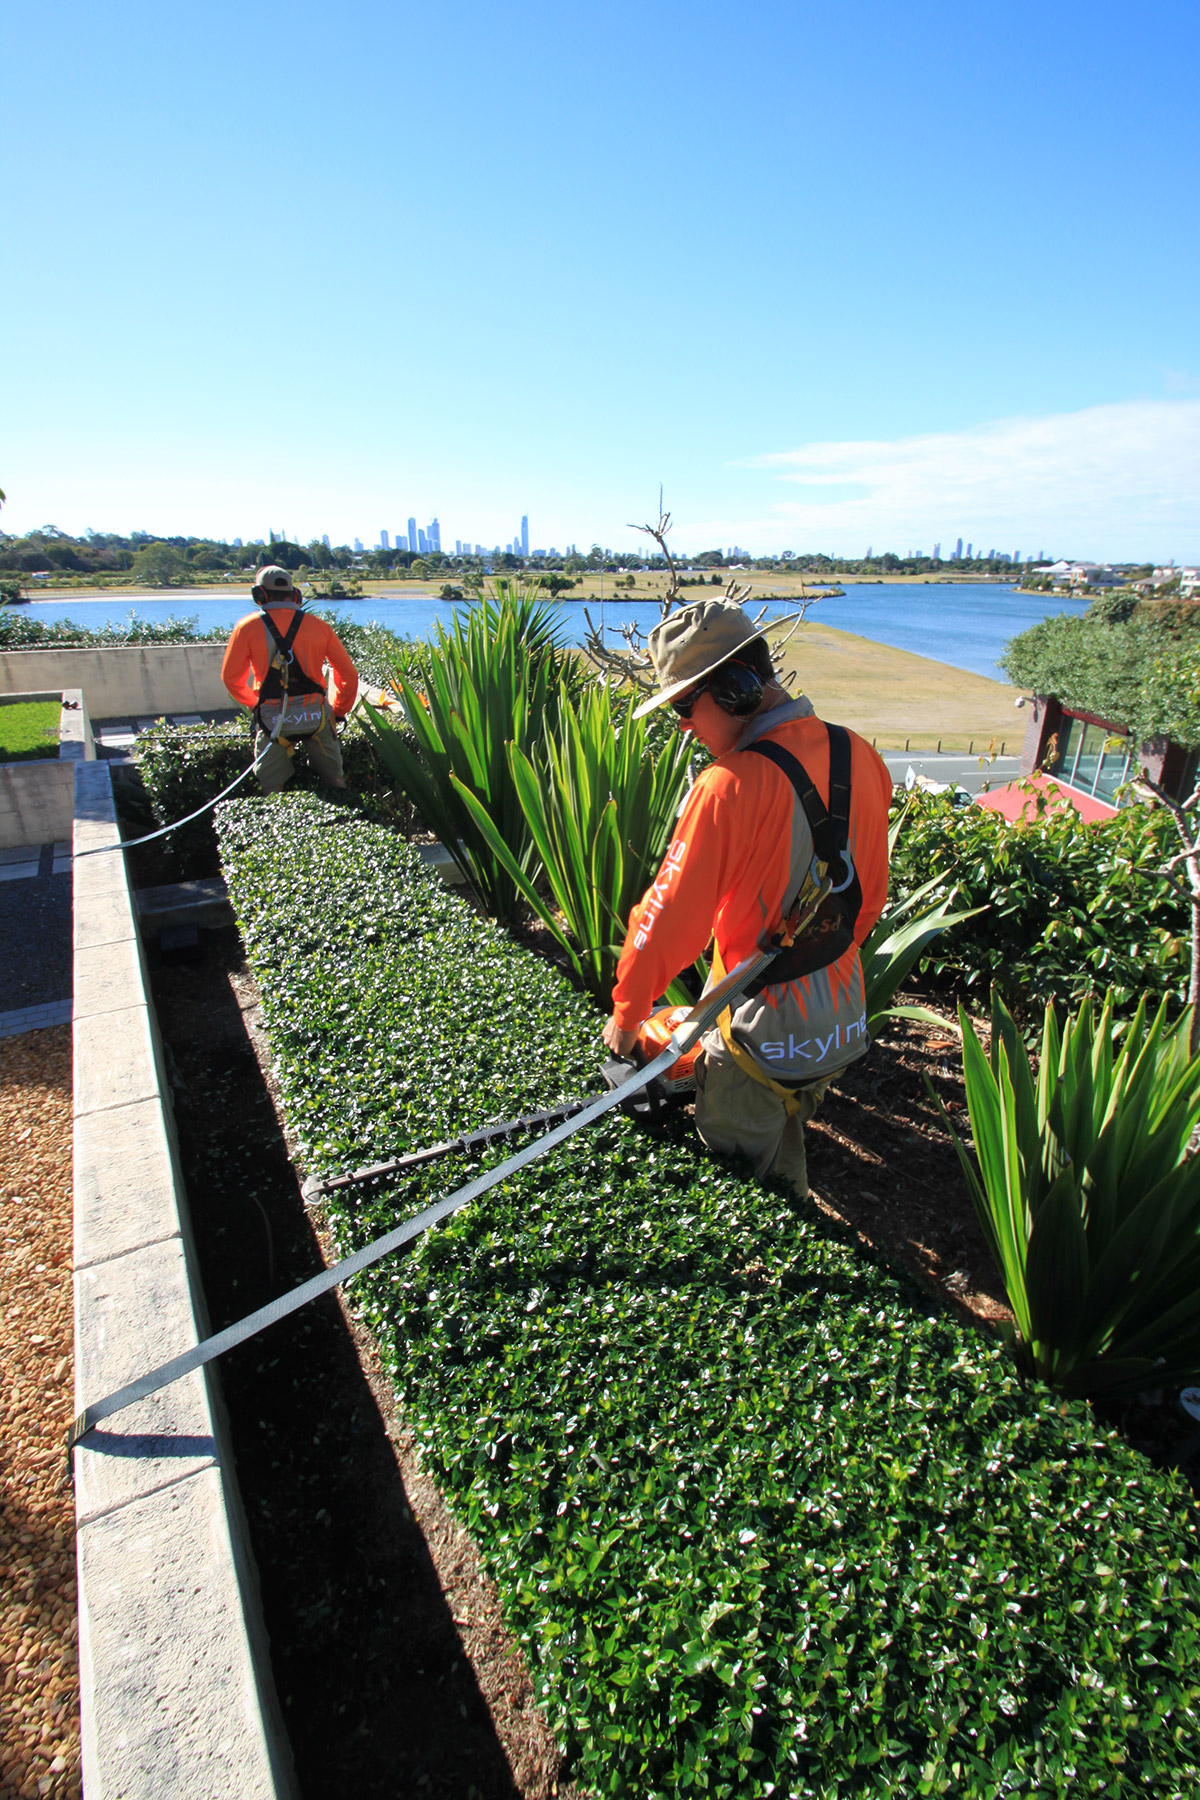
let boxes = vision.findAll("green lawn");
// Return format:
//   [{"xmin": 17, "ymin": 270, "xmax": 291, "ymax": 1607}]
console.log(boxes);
[{"xmin": 0, "ymin": 701, "xmax": 60, "ymax": 762}]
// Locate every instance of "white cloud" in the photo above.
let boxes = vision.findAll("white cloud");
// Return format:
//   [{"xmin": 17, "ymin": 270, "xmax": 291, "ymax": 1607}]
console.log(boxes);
[{"xmin": 685, "ymin": 400, "xmax": 1200, "ymax": 561}]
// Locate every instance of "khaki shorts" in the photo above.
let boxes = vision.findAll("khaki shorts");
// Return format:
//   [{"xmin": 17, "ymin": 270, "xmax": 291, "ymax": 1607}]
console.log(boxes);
[
  {"xmin": 693, "ymin": 1040, "xmax": 831, "ymax": 1198},
  {"xmin": 254, "ymin": 708, "xmax": 345, "ymax": 795}
]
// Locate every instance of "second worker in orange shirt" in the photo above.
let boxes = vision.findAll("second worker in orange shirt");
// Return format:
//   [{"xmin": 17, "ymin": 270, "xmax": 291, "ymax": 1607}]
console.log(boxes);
[
  {"xmin": 221, "ymin": 564, "xmax": 360, "ymax": 795},
  {"xmin": 603, "ymin": 599, "xmax": 893, "ymax": 1199}
]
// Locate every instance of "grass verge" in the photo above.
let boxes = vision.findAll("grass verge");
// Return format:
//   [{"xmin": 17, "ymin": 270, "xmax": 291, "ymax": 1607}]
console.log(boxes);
[{"xmin": 0, "ymin": 700, "xmax": 60, "ymax": 761}]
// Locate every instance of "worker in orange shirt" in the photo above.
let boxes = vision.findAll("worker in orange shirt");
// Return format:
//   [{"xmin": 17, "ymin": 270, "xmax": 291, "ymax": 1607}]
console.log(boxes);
[
  {"xmin": 602, "ymin": 600, "xmax": 893, "ymax": 1198},
  {"xmin": 221, "ymin": 565, "xmax": 360, "ymax": 794}
]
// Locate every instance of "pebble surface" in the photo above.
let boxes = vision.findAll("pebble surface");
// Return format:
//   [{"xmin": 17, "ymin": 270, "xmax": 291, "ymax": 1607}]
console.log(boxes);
[{"xmin": 0, "ymin": 1026, "xmax": 81, "ymax": 1799}]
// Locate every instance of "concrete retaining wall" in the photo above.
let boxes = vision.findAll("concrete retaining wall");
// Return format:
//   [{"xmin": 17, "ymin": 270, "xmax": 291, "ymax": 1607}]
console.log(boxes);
[
  {"xmin": 71, "ymin": 760, "xmax": 295, "ymax": 1799},
  {"xmin": 0, "ymin": 644, "xmax": 230, "ymax": 718},
  {"xmin": 0, "ymin": 688, "xmax": 94, "ymax": 849}
]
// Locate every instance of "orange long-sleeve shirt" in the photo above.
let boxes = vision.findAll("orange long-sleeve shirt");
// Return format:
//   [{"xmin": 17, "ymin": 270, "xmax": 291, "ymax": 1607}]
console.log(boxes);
[
  {"xmin": 221, "ymin": 605, "xmax": 359, "ymax": 717},
  {"xmin": 613, "ymin": 701, "xmax": 892, "ymax": 1082}
]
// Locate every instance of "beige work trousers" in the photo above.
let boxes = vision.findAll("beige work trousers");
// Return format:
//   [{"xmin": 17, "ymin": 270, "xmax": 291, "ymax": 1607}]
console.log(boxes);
[
  {"xmin": 693, "ymin": 1043, "xmax": 831, "ymax": 1197},
  {"xmin": 254, "ymin": 710, "xmax": 345, "ymax": 795}
]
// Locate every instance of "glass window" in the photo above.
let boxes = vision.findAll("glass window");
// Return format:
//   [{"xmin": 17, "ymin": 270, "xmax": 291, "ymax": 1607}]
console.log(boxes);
[
  {"xmin": 1072, "ymin": 723, "xmax": 1106, "ymax": 795},
  {"xmin": 1093, "ymin": 737, "xmax": 1132, "ymax": 805},
  {"xmin": 1052, "ymin": 717, "xmax": 1084, "ymax": 780}
]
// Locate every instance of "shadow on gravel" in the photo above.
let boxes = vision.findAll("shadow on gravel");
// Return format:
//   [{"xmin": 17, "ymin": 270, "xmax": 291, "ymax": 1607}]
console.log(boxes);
[{"xmin": 148, "ymin": 929, "xmax": 525, "ymax": 1800}]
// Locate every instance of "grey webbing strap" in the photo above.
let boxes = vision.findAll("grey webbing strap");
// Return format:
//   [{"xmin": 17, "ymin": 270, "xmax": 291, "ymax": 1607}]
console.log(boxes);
[{"xmin": 67, "ymin": 949, "xmax": 772, "ymax": 1453}]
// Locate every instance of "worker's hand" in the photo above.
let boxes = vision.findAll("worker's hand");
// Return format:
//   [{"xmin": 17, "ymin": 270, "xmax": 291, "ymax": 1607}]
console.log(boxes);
[{"xmin": 602, "ymin": 1015, "xmax": 639, "ymax": 1057}]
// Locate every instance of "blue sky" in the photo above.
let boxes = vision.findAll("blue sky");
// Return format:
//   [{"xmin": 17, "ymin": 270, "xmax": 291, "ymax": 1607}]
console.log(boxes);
[{"xmin": 2, "ymin": 0, "xmax": 1197, "ymax": 559}]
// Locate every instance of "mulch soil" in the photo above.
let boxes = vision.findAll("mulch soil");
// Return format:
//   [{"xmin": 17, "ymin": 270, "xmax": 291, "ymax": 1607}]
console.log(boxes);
[{"xmin": 0, "ymin": 1027, "xmax": 81, "ymax": 1800}]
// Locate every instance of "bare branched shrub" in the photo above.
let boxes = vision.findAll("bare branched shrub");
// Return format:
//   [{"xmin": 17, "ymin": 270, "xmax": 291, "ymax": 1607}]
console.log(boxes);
[{"xmin": 582, "ymin": 503, "xmax": 821, "ymax": 695}]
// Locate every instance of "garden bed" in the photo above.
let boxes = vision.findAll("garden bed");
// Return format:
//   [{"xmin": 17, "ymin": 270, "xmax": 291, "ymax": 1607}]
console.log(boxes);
[
  {"xmin": 211, "ymin": 789, "xmax": 1200, "ymax": 1800},
  {"xmin": 145, "ymin": 927, "xmax": 575, "ymax": 1799}
]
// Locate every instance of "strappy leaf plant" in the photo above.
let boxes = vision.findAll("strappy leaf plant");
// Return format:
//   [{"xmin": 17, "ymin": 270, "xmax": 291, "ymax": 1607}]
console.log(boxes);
[
  {"xmin": 450, "ymin": 683, "xmax": 694, "ymax": 1003},
  {"xmin": 929, "ymin": 990, "xmax": 1200, "ymax": 1397},
  {"xmin": 357, "ymin": 583, "xmax": 585, "ymax": 921}
]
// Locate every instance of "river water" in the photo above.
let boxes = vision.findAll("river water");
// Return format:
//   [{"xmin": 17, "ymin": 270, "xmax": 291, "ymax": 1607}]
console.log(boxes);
[{"xmin": 20, "ymin": 581, "xmax": 1086, "ymax": 682}]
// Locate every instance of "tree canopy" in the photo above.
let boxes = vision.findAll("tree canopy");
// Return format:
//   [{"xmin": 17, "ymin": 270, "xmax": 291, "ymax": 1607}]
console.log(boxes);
[{"xmin": 1001, "ymin": 597, "xmax": 1200, "ymax": 747}]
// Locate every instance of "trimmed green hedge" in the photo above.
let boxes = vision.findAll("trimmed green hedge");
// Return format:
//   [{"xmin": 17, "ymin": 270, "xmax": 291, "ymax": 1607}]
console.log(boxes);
[{"xmin": 217, "ymin": 792, "xmax": 1200, "ymax": 1799}]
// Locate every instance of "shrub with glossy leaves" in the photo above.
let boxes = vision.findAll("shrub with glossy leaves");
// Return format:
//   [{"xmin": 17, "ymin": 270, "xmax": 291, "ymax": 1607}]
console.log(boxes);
[
  {"xmin": 889, "ymin": 785, "xmax": 1189, "ymax": 1015},
  {"xmin": 217, "ymin": 791, "xmax": 1200, "ymax": 1800}
]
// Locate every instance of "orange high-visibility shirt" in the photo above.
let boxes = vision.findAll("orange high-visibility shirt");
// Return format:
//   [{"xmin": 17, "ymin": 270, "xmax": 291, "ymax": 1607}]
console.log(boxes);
[
  {"xmin": 612, "ymin": 701, "xmax": 893, "ymax": 1083},
  {"xmin": 221, "ymin": 605, "xmax": 359, "ymax": 717}
]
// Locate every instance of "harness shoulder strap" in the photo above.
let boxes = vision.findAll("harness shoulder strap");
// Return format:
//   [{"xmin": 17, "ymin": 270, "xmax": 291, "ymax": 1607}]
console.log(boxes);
[
  {"xmin": 745, "ymin": 724, "xmax": 851, "ymax": 864},
  {"xmin": 262, "ymin": 608, "xmax": 304, "ymax": 662}
]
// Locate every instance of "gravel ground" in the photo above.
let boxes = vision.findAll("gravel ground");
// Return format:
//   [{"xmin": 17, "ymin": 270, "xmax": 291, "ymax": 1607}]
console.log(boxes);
[{"xmin": 0, "ymin": 1027, "xmax": 81, "ymax": 1799}]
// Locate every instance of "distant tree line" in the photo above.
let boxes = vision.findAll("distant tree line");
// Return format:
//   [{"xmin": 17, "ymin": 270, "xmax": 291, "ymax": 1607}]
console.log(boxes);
[{"xmin": 0, "ymin": 525, "xmax": 1041, "ymax": 589}]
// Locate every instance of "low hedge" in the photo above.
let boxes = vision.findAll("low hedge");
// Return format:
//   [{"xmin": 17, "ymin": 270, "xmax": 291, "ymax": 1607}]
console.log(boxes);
[
  {"xmin": 132, "ymin": 714, "xmax": 412, "ymax": 878},
  {"xmin": 890, "ymin": 787, "xmax": 1188, "ymax": 1017},
  {"xmin": 217, "ymin": 792, "xmax": 1200, "ymax": 1799}
]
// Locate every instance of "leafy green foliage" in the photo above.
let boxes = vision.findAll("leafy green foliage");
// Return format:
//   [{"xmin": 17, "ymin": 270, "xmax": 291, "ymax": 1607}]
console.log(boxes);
[
  {"xmin": 1001, "ymin": 597, "xmax": 1200, "ymax": 748},
  {"xmin": 217, "ymin": 791, "xmax": 1200, "ymax": 1799},
  {"xmin": 930, "ymin": 990, "xmax": 1200, "ymax": 1400},
  {"xmin": 132, "ymin": 713, "xmax": 410, "ymax": 878},
  {"xmin": 0, "ymin": 610, "xmax": 229, "ymax": 648},
  {"xmin": 0, "ymin": 699, "xmax": 60, "ymax": 761},
  {"xmin": 451, "ymin": 683, "xmax": 694, "ymax": 1002},
  {"xmin": 357, "ymin": 584, "xmax": 586, "ymax": 921},
  {"xmin": 860, "ymin": 809, "xmax": 982, "ymax": 1034},
  {"xmin": 889, "ymin": 787, "xmax": 1190, "ymax": 1016}
]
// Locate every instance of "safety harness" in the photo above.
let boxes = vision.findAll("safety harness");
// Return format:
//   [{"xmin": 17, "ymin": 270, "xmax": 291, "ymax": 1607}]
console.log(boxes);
[
  {"xmin": 711, "ymin": 721, "xmax": 862, "ymax": 1112},
  {"xmin": 255, "ymin": 608, "xmax": 327, "ymax": 745}
]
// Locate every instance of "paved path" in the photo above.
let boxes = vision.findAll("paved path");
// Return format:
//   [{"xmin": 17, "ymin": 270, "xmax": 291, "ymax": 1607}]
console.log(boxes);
[
  {"xmin": 881, "ymin": 751, "xmax": 1021, "ymax": 797},
  {"xmin": 91, "ymin": 708, "xmax": 242, "ymax": 762},
  {"xmin": 0, "ymin": 843, "xmax": 72, "ymax": 1033}
]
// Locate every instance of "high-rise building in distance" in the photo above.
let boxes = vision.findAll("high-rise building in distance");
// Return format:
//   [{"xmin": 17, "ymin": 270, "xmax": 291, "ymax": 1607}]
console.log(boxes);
[
  {"xmin": 354, "ymin": 537, "xmax": 363, "ymax": 553},
  {"xmin": 380, "ymin": 529, "xmax": 390, "ymax": 550},
  {"xmin": 407, "ymin": 517, "xmax": 417, "ymax": 554},
  {"xmin": 417, "ymin": 529, "xmax": 428, "ymax": 554},
  {"xmin": 520, "ymin": 515, "xmax": 529, "ymax": 557},
  {"xmin": 954, "ymin": 538, "xmax": 963, "ymax": 559},
  {"xmin": 322, "ymin": 534, "xmax": 331, "ymax": 549},
  {"xmin": 428, "ymin": 517, "xmax": 441, "ymax": 553}
]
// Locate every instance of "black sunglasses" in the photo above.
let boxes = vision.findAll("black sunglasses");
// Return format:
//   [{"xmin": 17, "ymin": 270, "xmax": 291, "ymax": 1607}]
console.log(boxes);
[{"xmin": 669, "ymin": 679, "xmax": 706, "ymax": 719}]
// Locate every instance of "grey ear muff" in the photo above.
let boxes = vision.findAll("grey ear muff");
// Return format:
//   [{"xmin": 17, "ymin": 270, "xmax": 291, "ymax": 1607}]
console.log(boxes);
[{"xmin": 707, "ymin": 660, "xmax": 763, "ymax": 717}]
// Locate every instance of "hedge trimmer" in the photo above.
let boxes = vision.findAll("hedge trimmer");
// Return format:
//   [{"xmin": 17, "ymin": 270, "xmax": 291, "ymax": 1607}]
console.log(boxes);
[{"xmin": 67, "ymin": 939, "xmax": 790, "ymax": 1454}]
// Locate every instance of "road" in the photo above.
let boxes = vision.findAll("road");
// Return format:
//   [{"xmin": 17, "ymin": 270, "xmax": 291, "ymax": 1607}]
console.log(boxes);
[{"xmin": 880, "ymin": 751, "xmax": 1020, "ymax": 797}]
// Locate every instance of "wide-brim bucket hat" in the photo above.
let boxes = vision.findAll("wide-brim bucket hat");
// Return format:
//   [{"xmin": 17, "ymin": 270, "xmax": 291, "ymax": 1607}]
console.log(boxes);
[{"xmin": 631, "ymin": 599, "xmax": 803, "ymax": 718}]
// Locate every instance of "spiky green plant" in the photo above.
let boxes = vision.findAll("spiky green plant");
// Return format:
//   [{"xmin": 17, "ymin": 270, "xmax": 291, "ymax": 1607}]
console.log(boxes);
[
  {"xmin": 450, "ymin": 683, "xmax": 694, "ymax": 1003},
  {"xmin": 929, "ymin": 989, "xmax": 1200, "ymax": 1397},
  {"xmin": 356, "ymin": 583, "xmax": 584, "ymax": 921}
]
